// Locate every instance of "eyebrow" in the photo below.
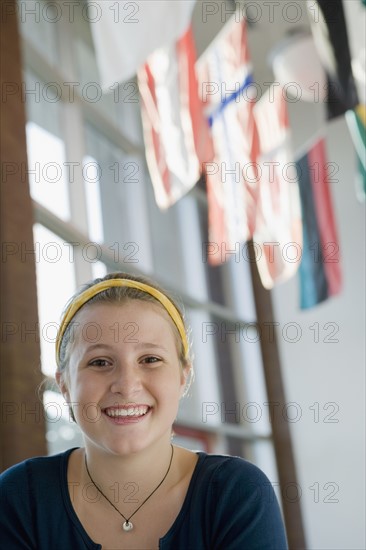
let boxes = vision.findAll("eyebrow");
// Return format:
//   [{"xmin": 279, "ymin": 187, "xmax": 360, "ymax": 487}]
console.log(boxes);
[
  {"xmin": 84, "ymin": 342, "xmax": 168, "ymax": 352},
  {"xmin": 135, "ymin": 342, "xmax": 168, "ymax": 351}
]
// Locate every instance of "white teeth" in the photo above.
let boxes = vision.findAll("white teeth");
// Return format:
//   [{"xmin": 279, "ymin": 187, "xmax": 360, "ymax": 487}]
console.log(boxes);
[{"xmin": 105, "ymin": 406, "xmax": 149, "ymax": 418}]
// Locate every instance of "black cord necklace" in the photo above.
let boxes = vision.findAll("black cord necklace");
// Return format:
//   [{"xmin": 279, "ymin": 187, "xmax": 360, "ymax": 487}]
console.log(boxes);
[{"xmin": 84, "ymin": 444, "xmax": 174, "ymax": 532}]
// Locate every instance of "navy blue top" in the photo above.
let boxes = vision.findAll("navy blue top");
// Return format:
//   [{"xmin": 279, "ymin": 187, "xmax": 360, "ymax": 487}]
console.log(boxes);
[{"xmin": 0, "ymin": 447, "xmax": 288, "ymax": 549}]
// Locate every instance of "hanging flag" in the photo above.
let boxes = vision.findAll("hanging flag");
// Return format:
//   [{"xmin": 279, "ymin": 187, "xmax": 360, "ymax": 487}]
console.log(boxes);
[
  {"xmin": 253, "ymin": 84, "xmax": 302, "ymax": 289},
  {"xmin": 296, "ymin": 138, "xmax": 342, "ymax": 309},
  {"xmin": 270, "ymin": 30, "xmax": 328, "ymax": 104},
  {"xmin": 346, "ymin": 105, "xmax": 366, "ymax": 201},
  {"xmin": 88, "ymin": 0, "xmax": 196, "ymax": 88},
  {"xmin": 138, "ymin": 27, "xmax": 214, "ymax": 209},
  {"xmin": 197, "ymin": 16, "xmax": 260, "ymax": 265},
  {"xmin": 307, "ymin": 0, "xmax": 359, "ymax": 119},
  {"xmin": 343, "ymin": 0, "xmax": 366, "ymax": 104}
]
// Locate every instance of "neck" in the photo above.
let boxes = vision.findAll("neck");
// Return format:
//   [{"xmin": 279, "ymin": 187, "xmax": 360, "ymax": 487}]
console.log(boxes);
[{"xmin": 82, "ymin": 437, "xmax": 175, "ymax": 491}]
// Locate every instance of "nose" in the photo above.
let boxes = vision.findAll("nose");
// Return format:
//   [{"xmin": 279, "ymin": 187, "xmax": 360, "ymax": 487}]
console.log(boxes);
[{"xmin": 110, "ymin": 363, "xmax": 142, "ymax": 397}]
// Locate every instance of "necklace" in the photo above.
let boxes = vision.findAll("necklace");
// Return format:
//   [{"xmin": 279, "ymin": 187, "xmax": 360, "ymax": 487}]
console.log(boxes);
[{"xmin": 84, "ymin": 444, "xmax": 174, "ymax": 532}]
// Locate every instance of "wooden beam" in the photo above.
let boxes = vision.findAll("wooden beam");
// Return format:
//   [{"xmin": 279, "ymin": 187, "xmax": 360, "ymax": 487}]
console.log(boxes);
[
  {"xmin": 0, "ymin": 0, "xmax": 47, "ymax": 471},
  {"xmin": 248, "ymin": 241, "xmax": 306, "ymax": 549}
]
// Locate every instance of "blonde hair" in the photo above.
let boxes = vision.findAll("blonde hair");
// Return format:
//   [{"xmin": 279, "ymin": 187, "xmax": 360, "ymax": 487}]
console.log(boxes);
[{"xmin": 57, "ymin": 272, "xmax": 192, "ymax": 381}]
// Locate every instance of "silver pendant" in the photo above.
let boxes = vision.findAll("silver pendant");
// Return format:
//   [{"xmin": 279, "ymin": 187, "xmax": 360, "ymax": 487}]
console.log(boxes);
[{"xmin": 123, "ymin": 521, "xmax": 133, "ymax": 532}]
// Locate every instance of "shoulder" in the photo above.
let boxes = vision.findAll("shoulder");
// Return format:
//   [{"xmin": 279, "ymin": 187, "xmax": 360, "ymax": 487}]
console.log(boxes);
[
  {"xmin": 198, "ymin": 451, "xmax": 278, "ymax": 502},
  {"xmin": 197, "ymin": 452, "xmax": 271, "ymax": 489},
  {"xmin": 0, "ymin": 448, "xmax": 81, "ymax": 548},
  {"xmin": 1, "ymin": 447, "xmax": 77, "ymax": 476},
  {"xmin": 194, "ymin": 453, "xmax": 288, "ymax": 549},
  {"xmin": 0, "ymin": 447, "xmax": 77, "ymax": 498}
]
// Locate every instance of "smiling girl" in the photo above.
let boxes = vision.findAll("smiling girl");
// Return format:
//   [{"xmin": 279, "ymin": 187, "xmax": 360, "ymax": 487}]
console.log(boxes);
[{"xmin": 0, "ymin": 272, "xmax": 288, "ymax": 549}]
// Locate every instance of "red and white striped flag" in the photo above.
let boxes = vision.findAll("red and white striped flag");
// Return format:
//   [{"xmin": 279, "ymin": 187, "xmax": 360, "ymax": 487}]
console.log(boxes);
[
  {"xmin": 197, "ymin": 17, "xmax": 260, "ymax": 264},
  {"xmin": 138, "ymin": 27, "xmax": 213, "ymax": 209},
  {"xmin": 253, "ymin": 84, "xmax": 302, "ymax": 289}
]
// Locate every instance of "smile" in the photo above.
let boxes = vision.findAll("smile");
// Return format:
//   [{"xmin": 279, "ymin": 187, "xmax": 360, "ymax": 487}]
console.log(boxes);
[{"xmin": 103, "ymin": 405, "xmax": 151, "ymax": 418}]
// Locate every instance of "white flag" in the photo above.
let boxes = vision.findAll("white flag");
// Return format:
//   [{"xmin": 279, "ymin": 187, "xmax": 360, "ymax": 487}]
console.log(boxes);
[
  {"xmin": 138, "ymin": 28, "xmax": 213, "ymax": 209},
  {"xmin": 88, "ymin": 0, "xmax": 196, "ymax": 89}
]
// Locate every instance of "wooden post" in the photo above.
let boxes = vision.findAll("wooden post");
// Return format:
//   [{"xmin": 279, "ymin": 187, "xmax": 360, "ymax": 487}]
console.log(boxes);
[
  {"xmin": 0, "ymin": 0, "xmax": 47, "ymax": 471},
  {"xmin": 248, "ymin": 241, "xmax": 306, "ymax": 549}
]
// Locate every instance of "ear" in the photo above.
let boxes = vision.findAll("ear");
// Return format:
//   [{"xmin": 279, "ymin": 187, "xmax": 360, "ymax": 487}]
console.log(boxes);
[
  {"xmin": 55, "ymin": 371, "xmax": 69, "ymax": 402},
  {"xmin": 55, "ymin": 371, "xmax": 77, "ymax": 423},
  {"xmin": 180, "ymin": 364, "xmax": 192, "ymax": 398}
]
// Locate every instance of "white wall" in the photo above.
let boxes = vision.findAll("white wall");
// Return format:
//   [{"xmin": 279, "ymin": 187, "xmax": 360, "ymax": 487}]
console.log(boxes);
[{"xmin": 272, "ymin": 115, "xmax": 366, "ymax": 549}]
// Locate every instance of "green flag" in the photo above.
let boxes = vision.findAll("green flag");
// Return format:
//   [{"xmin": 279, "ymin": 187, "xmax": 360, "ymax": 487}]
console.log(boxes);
[{"xmin": 346, "ymin": 105, "xmax": 366, "ymax": 201}]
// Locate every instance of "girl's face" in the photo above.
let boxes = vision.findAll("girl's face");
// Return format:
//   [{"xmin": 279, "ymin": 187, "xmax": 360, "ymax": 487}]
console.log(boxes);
[{"xmin": 56, "ymin": 300, "xmax": 189, "ymax": 457}]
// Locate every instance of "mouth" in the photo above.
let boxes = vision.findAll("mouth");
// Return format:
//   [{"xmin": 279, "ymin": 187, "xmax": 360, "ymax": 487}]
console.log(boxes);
[{"xmin": 102, "ymin": 405, "xmax": 152, "ymax": 423}]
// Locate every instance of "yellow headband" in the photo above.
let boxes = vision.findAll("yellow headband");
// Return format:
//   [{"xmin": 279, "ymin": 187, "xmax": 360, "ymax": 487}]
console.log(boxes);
[{"xmin": 56, "ymin": 279, "xmax": 189, "ymax": 366}]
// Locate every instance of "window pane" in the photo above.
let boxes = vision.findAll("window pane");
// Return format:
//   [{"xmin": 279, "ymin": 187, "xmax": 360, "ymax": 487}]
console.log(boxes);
[
  {"xmin": 145, "ymin": 179, "xmax": 186, "ymax": 288},
  {"xmin": 26, "ymin": 122, "xmax": 70, "ymax": 220},
  {"xmin": 175, "ymin": 195, "xmax": 209, "ymax": 301},
  {"xmin": 33, "ymin": 224, "xmax": 76, "ymax": 376},
  {"xmin": 24, "ymin": 69, "xmax": 63, "ymax": 139},
  {"xmin": 74, "ymin": 33, "xmax": 118, "ymax": 121},
  {"xmin": 252, "ymin": 440, "xmax": 279, "ymax": 484},
  {"xmin": 84, "ymin": 123, "xmax": 153, "ymax": 273},
  {"xmin": 17, "ymin": 0, "xmax": 60, "ymax": 67},
  {"xmin": 222, "ymin": 256, "xmax": 257, "ymax": 321},
  {"xmin": 83, "ymin": 155, "xmax": 104, "ymax": 243}
]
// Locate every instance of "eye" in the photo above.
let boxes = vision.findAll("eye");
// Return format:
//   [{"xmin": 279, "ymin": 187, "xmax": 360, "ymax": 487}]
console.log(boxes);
[
  {"xmin": 88, "ymin": 358, "xmax": 111, "ymax": 368},
  {"xmin": 141, "ymin": 356, "xmax": 161, "ymax": 365}
]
